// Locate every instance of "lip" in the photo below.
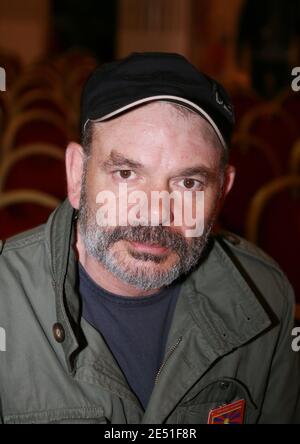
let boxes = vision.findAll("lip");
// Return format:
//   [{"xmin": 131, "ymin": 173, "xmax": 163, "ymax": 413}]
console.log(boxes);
[{"xmin": 128, "ymin": 241, "xmax": 169, "ymax": 254}]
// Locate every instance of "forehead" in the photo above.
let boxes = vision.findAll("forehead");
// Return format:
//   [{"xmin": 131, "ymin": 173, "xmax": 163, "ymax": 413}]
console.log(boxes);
[{"xmin": 90, "ymin": 102, "xmax": 222, "ymax": 166}]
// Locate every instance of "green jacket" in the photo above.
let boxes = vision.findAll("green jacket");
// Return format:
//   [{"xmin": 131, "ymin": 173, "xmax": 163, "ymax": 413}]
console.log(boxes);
[{"xmin": 0, "ymin": 200, "xmax": 299, "ymax": 424}]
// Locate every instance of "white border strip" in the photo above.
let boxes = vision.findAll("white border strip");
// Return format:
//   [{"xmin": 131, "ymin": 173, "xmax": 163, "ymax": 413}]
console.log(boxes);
[{"xmin": 85, "ymin": 95, "xmax": 226, "ymax": 149}]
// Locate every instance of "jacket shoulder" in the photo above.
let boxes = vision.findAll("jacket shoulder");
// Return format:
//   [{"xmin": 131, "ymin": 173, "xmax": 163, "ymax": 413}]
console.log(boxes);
[
  {"xmin": 215, "ymin": 232, "xmax": 295, "ymax": 318},
  {"xmin": 0, "ymin": 224, "xmax": 45, "ymax": 255},
  {"xmin": 216, "ymin": 231, "xmax": 284, "ymax": 277}
]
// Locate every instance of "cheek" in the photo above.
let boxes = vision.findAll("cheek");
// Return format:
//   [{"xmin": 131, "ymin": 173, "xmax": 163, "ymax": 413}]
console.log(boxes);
[
  {"xmin": 203, "ymin": 186, "xmax": 222, "ymax": 219},
  {"xmin": 85, "ymin": 169, "xmax": 113, "ymax": 204},
  {"xmin": 85, "ymin": 175, "xmax": 99, "ymax": 208},
  {"xmin": 182, "ymin": 187, "xmax": 220, "ymax": 226}
]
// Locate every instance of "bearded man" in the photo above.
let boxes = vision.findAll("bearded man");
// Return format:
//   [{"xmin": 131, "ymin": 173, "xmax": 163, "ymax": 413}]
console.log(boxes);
[{"xmin": 0, "ymin": 53, "xmax": 299, "ymax": 424}]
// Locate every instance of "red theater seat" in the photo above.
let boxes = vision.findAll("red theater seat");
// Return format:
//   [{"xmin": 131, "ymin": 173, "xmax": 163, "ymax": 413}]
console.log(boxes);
[
  {"xmin": 239, "ymin": 103, "xmax": 299, "ymax": 168},
  {"xmin": 220, "ymin": 134, "xmax": 282, "ymax": 236},
  {"xmin": 2, "ymin": 110, "xmax": 71, "ymax": 154},
  {"xmin": 10, "ymin": 65, "xmax": 63, "ymax": 101},
  {"xmin": 12, "ymin": 91, "xmax": 69, "ymax": 122},
  {"xmin": 246, "ymin": 175, "xmax": 300, "ymax": 303},
  {"xmin": 0, "ymin": 144, "xmax": 66, "ymax": 200}
]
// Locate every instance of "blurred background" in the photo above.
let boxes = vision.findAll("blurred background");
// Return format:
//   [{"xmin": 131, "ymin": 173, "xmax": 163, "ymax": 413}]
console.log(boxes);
[{"xmin": 0, "ymin": 0, "xmax": 299, "ymax": 315}]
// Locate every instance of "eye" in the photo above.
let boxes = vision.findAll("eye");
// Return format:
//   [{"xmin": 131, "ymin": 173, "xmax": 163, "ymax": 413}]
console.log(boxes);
[
  {"xmin": 179, "ymin": 178, "xmax": 204, "ymax": 190},
  {"xmin": 114, "ymin": 170, "xmax": 136, "ymax": 180}
]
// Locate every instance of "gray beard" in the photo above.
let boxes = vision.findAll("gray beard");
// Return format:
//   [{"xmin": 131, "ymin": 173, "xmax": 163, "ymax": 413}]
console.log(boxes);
[{"xmin": 78, "ymin": 185, "xmax": 214, "ymax": 291}]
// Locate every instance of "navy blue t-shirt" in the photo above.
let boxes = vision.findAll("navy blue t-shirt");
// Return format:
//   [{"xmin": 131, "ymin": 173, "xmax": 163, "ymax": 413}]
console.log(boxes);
[{"xmin": 79, "ymin": 264, "xmax": 181, "ymax": 409}]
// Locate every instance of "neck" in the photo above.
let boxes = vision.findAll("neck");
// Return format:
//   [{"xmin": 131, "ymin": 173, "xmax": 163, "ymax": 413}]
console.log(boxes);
[{"xmin": 76, "ymin": 231, "xmax": 163, "ymax": 297}]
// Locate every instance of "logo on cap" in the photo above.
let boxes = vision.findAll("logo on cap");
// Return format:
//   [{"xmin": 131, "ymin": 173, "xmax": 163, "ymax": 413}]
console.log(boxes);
[{"xmin": 216, "ymin": 90, "xmax": 233, "ymax": 116}]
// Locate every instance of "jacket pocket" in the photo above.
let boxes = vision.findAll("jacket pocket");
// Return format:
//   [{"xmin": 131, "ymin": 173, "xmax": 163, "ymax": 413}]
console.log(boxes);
[
  {"xmin": 177, "ymin": 377, "xmax": 258, "ymax": 424},
  {"xmin": 4, "ymin": 406, "xmax": 109, "ymax": 424}
]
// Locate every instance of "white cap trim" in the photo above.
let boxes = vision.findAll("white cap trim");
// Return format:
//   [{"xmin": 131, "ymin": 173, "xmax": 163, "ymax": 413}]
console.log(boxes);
[{"xmin": 85, "ymin": 95, "xmax": 226, "ymax": 149}]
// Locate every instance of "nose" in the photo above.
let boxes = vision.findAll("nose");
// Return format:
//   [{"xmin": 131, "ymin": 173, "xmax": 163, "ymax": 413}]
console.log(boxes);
[{"xmin": 141, "ymin": 181, "xmax": 176, "ymax": 227}]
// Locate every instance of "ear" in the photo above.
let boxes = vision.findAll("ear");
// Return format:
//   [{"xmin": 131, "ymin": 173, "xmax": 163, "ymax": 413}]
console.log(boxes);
[
  {"xmin": 222, "ymin": 164, "xmax": 236, "ymax": 197},
  {"xmin": 218, "ymin": 164, "xmax": 236, "ymax": 209},
  {"xmin": 65, "ymin": 142, "xmax": 85, "ymax": 209}
]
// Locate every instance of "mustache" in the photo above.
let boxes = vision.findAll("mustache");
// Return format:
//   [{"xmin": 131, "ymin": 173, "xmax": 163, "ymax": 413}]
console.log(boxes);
[{"xmin": 102, "ymin": 225, "xmax": 189, "ymax": 253}]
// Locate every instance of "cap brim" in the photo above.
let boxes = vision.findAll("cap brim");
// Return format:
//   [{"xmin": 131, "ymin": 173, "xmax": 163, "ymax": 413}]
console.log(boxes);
[{"xmin": 85, "ymin": 95, "xmax": 226, "ymax": 149}]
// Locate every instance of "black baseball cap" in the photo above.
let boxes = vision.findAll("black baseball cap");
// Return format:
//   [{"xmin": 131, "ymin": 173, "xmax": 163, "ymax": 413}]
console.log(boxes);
[{"xmin": 81, "ymin": 52, "xmax": 235, "ymax": 149}]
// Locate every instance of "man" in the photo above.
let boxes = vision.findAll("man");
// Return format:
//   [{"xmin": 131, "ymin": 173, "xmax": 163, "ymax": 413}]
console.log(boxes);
[{"xmin": 0, "ymin": 52, "xmax": 299, "ymax": 424}]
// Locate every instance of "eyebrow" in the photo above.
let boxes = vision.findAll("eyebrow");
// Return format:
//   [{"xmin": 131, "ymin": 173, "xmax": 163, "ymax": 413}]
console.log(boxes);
[
  {"xmin": 173, "ymin": 166, "xmax": 216, "ymax": 179},
  {"xmin": 100, "ymin": 150, "xmax": 144, "ymax": 170},
  {"xmin": 100, "ymin": 150, "xmax": 216, "ymax": 179}
]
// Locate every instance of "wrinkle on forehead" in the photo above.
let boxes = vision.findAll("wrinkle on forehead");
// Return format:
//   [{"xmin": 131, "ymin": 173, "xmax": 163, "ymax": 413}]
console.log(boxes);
[{"xmin": 91, "ymin": 101, "xmax": 223, "ymax": 163}]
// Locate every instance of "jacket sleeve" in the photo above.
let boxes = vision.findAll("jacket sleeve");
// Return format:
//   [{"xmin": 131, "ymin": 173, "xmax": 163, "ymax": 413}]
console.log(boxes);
[{"xmin": 258, "ymin": 278, "xmax": 300, "ymax": 424}]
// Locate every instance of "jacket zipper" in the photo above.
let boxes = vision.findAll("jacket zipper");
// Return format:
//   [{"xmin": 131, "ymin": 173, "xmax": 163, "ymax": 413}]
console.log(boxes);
[{"xmin": 154, "ymin": 336, "xmax": 183, "ymax": 385}]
